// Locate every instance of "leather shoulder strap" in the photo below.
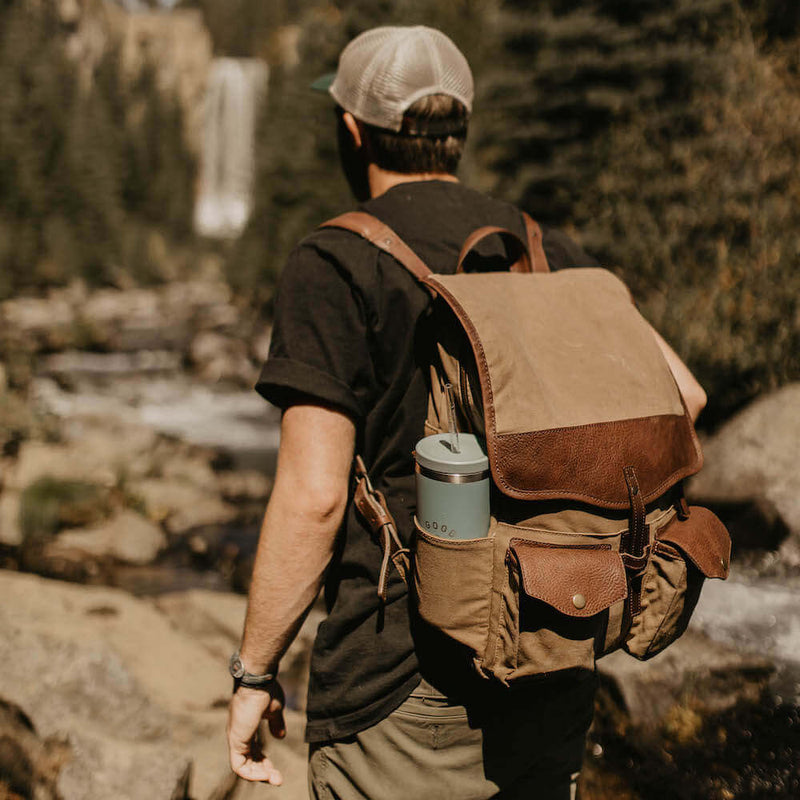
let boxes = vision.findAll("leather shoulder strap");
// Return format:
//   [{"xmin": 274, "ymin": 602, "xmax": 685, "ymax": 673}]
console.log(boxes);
[
  {"xmin": 522, "ymin": 212, "xmax": 550, "ymax": 274},
  {"xmin": 320, "ymin": 211, "xmax": 434, "ymax": 282}
]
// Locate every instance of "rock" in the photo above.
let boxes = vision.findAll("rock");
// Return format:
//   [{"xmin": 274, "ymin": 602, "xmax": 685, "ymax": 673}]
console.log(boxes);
[
  {"xmin": 160, "ymin": 453, "xmax": 220, "ymax": 491},
  {"xmin": 155, "ymin": 589, "xmax": 248, "ymax": 662},
  {"xmin": 114, "ymin": 9, "xmax": 213, "ymax": 158},
  {"xmin": 250, "ymin": 328, "xmax": 271, "ymax": 365},
  {"xmin": 216, "ymin": 469, "xmax": 271, "ymax": 502},
  {"xmin": 0, "ymin": 696, "xmax": 69, "ymax": 800},
  {"xmin": 690, "ymin": 576, "xmax": 800, "ymax": 694},
  {"xmin": 48, "ymin": 509, "xmax": 167, "ymax": 566},
  {"xmin": 132, "ymin": 478, "xmax": 237, "ymax": 534},
  {"xmin": 154, "ymin": 589, "xmax": 323, "ymax": 711},
  {"xmin": 0, "ymin": 293, "xmax": 76, "ymax": 350},
  {"xmin": 596, "ymin": 630, "xmax": 774, "ymax": 733},
  {"xmin": 38, "ymin": 350, "xmax": 182, "ymax": 382},
  {"xmin": 688, "ymin": 384, "xmax": 800, "ymax": 550},
  {"xmin": 190, "ymin": 332, "xmax": 256, "ymax": 386},
  {"xmin": 9, "ymin": 440, "xmax": 120, "ymax": 491},
  {"xmin": 0, "ymin": 490, "xmax": 21, "ymax": 546},
  {"xmin": 0, "ymin": 570, "xmax": 309, "ymax": 799},
  {"xmin": 4, "ymin": 279, "xmax": 245, "ymax": 357}
]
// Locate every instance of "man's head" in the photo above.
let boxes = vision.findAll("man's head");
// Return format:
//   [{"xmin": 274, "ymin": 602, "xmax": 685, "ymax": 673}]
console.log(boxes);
[{"xmin": 320, "ymin": 26, "xmax": 474, "ymax": 197}]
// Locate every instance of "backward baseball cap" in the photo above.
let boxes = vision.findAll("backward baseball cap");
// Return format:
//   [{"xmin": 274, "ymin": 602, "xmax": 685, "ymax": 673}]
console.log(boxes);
[{"xmin": 320, "ymin": 26, "xmax": 474, "ymax": 133}]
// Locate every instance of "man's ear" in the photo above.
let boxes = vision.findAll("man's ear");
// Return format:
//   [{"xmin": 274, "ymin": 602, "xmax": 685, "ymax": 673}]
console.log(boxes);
[{"xmin": 342, "ymin": 111, "xmax": 363, "ymax": 150}]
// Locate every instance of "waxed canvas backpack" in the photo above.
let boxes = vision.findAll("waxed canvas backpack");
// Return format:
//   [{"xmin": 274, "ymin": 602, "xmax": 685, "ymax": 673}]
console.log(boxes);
[{"xmin": 321, "ymin": 210, "xmax": 731, "ymax": 683}]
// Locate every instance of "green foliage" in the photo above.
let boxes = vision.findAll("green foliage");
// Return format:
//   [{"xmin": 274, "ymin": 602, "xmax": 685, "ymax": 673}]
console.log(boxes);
[
  {"xmin": 480, "ymin": 0, "xmax": 800, "ymax": 426},
  {"xmin": 0, "ymin": 0, "xmax": 195, "ymax": 299},
  {"xmin": 2, "ymin": 0, "xmax": 798, "ymax": 430},
  {"xmin": 19, "ymin": 478, "xmax": 112, "ymax": 543}
]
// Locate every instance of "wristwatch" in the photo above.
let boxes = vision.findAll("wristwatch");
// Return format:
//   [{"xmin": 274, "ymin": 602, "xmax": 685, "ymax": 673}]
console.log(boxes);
[{"xmin": 229, "ymin": 651, "xmax": 277, "ymax": 690}]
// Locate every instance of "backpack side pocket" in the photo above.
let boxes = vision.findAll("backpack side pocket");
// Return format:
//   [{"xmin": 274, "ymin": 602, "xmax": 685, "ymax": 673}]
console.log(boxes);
[
  {"xmin": 413, "ymin": 522, "xmax": 495, "ymax": 661},
  {"xmin": 624, "ymin": 506, "xmax": 731, "ymax": 660}
]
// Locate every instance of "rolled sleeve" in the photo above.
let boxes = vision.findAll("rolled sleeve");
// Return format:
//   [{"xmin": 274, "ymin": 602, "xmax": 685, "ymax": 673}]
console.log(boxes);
[
  {"xmin": 254, "ymin": 239, "xmax": 376, "ymax": 420},
  {"xmin": 255, "ymin": 357, "xmax": 365, "ymax": 419}
]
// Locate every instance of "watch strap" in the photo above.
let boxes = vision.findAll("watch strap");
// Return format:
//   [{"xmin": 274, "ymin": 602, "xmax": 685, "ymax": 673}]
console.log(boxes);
[{"xmin": 229, "ymin": 650, "xmax": 277, "ymax": 690}]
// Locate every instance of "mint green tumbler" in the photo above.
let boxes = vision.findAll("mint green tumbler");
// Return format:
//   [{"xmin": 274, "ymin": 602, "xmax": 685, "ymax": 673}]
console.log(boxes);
[{"xmin": 414, "ymin": 432, "xmax": 490, "ymax": 540}]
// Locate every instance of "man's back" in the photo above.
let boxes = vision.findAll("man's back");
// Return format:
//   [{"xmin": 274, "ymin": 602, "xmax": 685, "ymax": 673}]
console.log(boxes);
[{"xmin": 258, "ymin": 179, "xmax": 599, "ymax": 742}]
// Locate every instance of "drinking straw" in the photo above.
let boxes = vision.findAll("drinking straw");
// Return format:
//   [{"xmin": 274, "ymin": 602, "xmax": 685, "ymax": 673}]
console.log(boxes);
[{"xmin": 444, "ymin": 382, "xmax": 461, "ymax": 453}]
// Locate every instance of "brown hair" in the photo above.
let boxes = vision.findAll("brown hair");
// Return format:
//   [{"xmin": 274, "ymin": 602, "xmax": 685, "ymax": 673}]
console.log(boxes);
[{"xmin": 363, "ymin": 94, "xmax": 468, "ymax": 174}]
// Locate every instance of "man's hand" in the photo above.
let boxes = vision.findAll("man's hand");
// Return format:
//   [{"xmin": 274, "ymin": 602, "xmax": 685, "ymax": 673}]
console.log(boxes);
[{"xmin": 227, "ymin": 683, "xmax": 287, "ymax": 784}]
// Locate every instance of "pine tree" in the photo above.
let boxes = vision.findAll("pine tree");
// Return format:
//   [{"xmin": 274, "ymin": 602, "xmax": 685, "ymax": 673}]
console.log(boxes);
[{"xmin": 479, "ymin": 0, "xmax": 800, "ymax": 425}]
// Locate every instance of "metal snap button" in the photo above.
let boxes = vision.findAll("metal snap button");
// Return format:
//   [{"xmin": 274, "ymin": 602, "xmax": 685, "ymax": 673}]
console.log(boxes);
[{"xmin": 572, "ymin": 593, "xmax": 587, "ymax": 610}]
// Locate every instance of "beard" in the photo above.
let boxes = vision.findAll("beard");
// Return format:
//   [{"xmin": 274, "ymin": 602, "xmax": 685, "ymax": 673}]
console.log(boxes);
[{"xmin": 336, "ymin": 112, "xmax": 371, "ymax": 203}]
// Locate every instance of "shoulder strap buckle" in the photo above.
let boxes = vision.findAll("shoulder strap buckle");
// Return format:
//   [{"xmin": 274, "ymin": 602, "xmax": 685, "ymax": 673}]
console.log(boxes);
[{"xmin": 353, "ymin": 456, "xmax": 410, "ymax": 601}]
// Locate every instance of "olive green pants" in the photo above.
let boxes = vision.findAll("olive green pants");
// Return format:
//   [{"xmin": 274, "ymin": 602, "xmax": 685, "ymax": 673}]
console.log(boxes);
[{"xmin": 308, "ymin": 679, "xmax": 591, "ymax": 800}]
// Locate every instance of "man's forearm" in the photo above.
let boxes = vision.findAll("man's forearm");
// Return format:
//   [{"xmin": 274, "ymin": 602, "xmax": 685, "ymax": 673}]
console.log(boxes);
[
  {"xmin": 237, "ymin": 404, "xmax": 355, "ymax": 675},
  {"xmin": 238, "ymin": 492, "xmax": 340, "ymax": 674}
]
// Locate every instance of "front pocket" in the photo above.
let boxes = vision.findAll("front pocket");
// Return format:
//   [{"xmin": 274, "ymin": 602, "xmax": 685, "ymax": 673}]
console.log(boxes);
[
  {"xmin": 496, "ymin": 537, "xmax": 627, "ymax": 681},
  {"xmin": 624, "ymin": 506, "xmax": 731, "ymax": 660},
  {"xmin": 412, "ymin": 521, "xmax": 495, "ymax": 658}
]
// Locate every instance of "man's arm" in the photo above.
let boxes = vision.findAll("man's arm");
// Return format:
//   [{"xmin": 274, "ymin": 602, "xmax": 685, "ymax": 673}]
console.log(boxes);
[
  {"xmin": 227, "ymin": 403, "xmax": 355, "ymax": 784},
  {"xmin": 648, "ymin": 325, "xmax": 707, "ymax": 423}
]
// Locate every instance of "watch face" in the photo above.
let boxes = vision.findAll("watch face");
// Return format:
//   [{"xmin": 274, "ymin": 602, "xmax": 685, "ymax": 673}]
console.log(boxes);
[{"xmin": 229, "ymin": 654, "xmax": 245, "ymax": 679}]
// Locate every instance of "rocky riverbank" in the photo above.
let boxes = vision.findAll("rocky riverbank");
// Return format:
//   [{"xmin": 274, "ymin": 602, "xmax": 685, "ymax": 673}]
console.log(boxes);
[{"xmin": 1, "ymin": 279, "xmax": 799, "ymax": 798}]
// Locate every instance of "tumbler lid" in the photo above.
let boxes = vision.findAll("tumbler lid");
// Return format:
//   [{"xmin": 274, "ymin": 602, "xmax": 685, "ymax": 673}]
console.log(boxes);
[{"xmin": 414, "ymin": 433, "xmax": 489, "ymax": 475}]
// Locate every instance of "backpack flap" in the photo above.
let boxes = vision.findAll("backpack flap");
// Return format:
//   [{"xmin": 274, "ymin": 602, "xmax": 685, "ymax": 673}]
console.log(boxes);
[
  {"xmin": 657, "ymin": 506, "xmax": 731, "ymax": 579},
  {"xmin": 508, "ymin": 538, "xmax": 628, "ymax": 617},
  {"xmin": 423, "ymin": 269, "xmax": 703, "ymax": 510}
]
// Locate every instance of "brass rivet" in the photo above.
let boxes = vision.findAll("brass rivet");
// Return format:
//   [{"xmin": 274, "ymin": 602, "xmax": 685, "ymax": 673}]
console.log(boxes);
[{"xmin": 572, "ymin": 593, "xmax": 587, "ymax": 610}]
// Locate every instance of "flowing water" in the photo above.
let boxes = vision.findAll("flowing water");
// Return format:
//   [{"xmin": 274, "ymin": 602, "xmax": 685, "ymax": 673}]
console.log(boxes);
[{"xmin": 194, "ymin": 57, "xmax": 269, "ymax": 238}]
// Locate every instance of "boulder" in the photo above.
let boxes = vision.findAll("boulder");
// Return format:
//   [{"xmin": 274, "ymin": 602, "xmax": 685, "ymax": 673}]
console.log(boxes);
[
  {"xmin": 6, "ymin": 420, "xmax": 161, "ymax": 492},
  {"xmin": 690, "ymin": 576, "xmax": 800, "ymax": 682},
  {"xmin": 132, "ymin": 478, "xmax": 237, "ymax": 534},
  {"xmin": 160, "ymin": 453, "xmax": 220, "ymax": 491},
  {"xmin": 0, "ymin": 570, "xmax": 309, "ymax": 800},
  {"xmin": 0, "ymin": 490, "xmax": 21, "ymax": 547},
  {"xmin": 154, "ymin": 589, "xmax": 323, "ymax": 712},
  {"xmin": 0, "ymin": 293, "xmax": 76, "ymax": 350},
  {"xmin": 8, "ymin": 441, "xmax": 117, "ymax": 491},
  {"xmin": 0, "ymin": 696, "xmax": 68, "ymax": 800},
  {"xmin": 688, "ymin": 384, "xmax": 800, "ymax": 553},
  {"xmin": 37, "ymin": 350, "xmax": 182, "ymax": 382},
  {"xmin": 597, "ymin": 630, "xmax": 774, "ymax": 734},
  {"xmin": 190, "ymin": 332, "xmax": 255, "ymax": 386},
  {"xmin": 215, "ymin": 469, "xmax": 271, "ymax": 502},
  {"xmin": 48, "ymin": 509, "xmax": 167, "ymax": 566}
]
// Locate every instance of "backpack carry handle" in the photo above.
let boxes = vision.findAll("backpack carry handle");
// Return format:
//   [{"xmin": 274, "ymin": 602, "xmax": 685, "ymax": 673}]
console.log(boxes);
[{"xmin": 456, "ymin": 227, "xmax": 533, "ymax": 274}]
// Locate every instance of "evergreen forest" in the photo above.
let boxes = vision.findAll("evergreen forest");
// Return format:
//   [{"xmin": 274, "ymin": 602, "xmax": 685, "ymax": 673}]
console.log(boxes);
[{"xmin": 1, "ymin": 0, "xmax": 799, "ymax": 427}]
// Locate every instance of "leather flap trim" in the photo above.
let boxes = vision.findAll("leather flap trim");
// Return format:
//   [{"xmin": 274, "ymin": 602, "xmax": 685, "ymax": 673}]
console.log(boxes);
[
  {"xmin": 493, "ymin": 414, "xmax": 703, "ymax": 509},
  {"xmin": 658, "ymin": 506, "xmax": 731, "ymax": 579},
  {"xmin": 508, "ymin": 538, "xmax": 627, "ymax": 617}
]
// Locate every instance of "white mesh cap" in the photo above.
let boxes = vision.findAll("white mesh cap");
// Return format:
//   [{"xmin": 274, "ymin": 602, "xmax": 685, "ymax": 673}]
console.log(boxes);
[{"xmin": 329, "ymin": 26, "xmax": 474, "ymax": 132}]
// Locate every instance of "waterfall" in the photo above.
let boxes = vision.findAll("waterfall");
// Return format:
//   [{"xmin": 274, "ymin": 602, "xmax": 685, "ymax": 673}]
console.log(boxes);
[{"xmin": 194, "ymin": 58, "xmax": 269, "ymax": 239}]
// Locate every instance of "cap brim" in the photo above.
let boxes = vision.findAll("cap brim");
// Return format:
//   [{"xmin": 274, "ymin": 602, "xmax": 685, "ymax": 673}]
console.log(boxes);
[{"xmin": 310, "ymin": 72, "xmax": 336, "ymax": 92}]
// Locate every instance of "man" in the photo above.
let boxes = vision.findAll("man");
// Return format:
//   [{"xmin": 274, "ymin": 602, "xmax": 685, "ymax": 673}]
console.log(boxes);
[{"xmin": 227, "ymin": 25, "xmax": 706, "ymax": 799}]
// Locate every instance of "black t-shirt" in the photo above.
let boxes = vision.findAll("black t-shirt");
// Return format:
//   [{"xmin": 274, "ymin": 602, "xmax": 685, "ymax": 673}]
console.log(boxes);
[{"xmin": 256, "ymin": 180, "xmax": 599, "ymax": 743}]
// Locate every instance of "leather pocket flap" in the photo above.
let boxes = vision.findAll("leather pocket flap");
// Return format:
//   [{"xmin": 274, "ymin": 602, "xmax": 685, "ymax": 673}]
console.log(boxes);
[
  {"xmin": 508, "ymin": 538, "xmax": 627, "ymax": 618},
  {"xmin": 658, "ymin": 506, "xmax": 731, "ymax": 579}
]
